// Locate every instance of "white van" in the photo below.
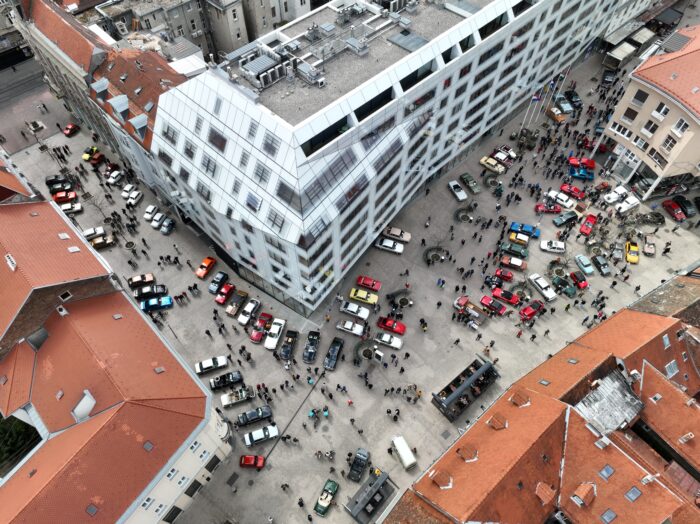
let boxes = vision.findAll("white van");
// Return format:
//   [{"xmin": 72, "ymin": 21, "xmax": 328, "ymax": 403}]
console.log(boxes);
[{"xmin": 391, "ymin": 436, "xmax": 417, "ymax": 470}]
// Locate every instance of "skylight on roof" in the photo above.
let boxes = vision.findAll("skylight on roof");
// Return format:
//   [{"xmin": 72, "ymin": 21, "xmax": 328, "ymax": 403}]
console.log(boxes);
[
  {"xmin": 568, "ymin": 358, "xmax": 579, "ymax": 364},
  {"xmin": 599, "ymin": 464, "xmax": 615, "ymax": 480},
  {"xmin": 58, "ymin": 232, "xmax": 70, "ymax": 240},
  {"xmin": 601, "ymin": 509, "xmax": 617, "ymax": 523},
  {"xmin": 624, "ymin": 486, "xmax": 642, "ymax": 502},
  {"xmin": 539, "ymin": 379, "xmax": 550, "ymax": 386}
]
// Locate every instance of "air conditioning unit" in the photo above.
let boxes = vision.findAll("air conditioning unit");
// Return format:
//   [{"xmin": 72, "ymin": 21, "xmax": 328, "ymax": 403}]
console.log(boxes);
[
  {"xmin": 679, "ymin": 432, "xmax": 694, "ymax": 444},
  {"xmin": 630, "ymin": 369, "xmax": 641, "ymax": 381}
]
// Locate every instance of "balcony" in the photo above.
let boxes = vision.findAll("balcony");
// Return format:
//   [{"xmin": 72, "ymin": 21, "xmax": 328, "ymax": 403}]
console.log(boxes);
[
  {"xmin": 650, "ymin": 110, "xmax": 666, "ymax": 122},
  {"xmin": 640, "ymin": 128, "xmax": 654, "ymax": 139}
]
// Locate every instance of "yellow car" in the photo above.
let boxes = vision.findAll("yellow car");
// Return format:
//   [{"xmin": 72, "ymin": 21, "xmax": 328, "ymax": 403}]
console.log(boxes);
[
  {"xmin": 625, "ymin": 241, "xmax": 639, "ymax": 264},
  {"xmin": 508, "ymin": 232, "xmax": 530, "ymax": 246},
  {"xmin": 349, "ymin": 288, "xmax": 378, "ymax": 305},
  {"xmin": 479, "ymin": 156, "xmax": 505, "ymax": 175},
  {"xmin": 546, "ymin": 107, "xmax": 566, "ymax": 123}
]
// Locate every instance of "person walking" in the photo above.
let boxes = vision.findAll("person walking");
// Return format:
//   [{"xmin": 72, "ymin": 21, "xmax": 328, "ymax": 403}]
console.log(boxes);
[
  {"xmin": 516, "ymin": 329, "xmax": 523, "ymax": 338},
  {"xmin": 530, "ymin": 334, "xmax": 537, "ymax": 342}
]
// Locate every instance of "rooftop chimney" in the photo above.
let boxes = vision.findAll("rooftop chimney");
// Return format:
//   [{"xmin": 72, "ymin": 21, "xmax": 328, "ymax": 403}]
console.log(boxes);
[
  {"xmin": 429, "ymin": 469, "xmax": 453, "ymax": 489},
  {"xmin": 535, "ymin": 482, "xmax": 556, "ymax": 505},
  {"xmin": 487, "ymin": 412, "xmax": 508, "ymax": 430},
  {"xmin": 509, "ymin": 390, "xmax": 531, "ymax": 407},
  {"xmin": 456, "ymin": 444, "xmax": 478, "ymax": 462}
]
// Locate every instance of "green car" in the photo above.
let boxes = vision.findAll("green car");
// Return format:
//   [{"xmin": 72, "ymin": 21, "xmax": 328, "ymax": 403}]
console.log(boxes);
[
  {"xmin": 552, "ymin": 276, "xmax": 577, "ymax": 298},
  {"xmin": 314, "ymin": 479, "xmax": 339, "ymax": 516},
  {"xmin": 460, "ymin": 172, "xmax": 481, "ymax": 194},
  {"xmin": 499, "ymin": 242, "xmax": 528, "ymax": 259}
]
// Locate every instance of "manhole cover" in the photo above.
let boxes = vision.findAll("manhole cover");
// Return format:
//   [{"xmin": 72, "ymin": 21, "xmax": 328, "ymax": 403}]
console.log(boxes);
[
  {"xmin": 227, "ymin": 472, "xmax": 239, "ymax": 486},
  {"xmin": 322, "ymin": 425, "xmax": 329, "ymax": 432},
  {"xmin": 441, "ymin": 430, "xmax": 451, "ymax": 440},
  {"xmin": 83, "ymin": 192, "xmax": 92, "ymax": 200},
  {"xmin": 248, "ymin": 479, "xmax": 254, "ymax": 486}
]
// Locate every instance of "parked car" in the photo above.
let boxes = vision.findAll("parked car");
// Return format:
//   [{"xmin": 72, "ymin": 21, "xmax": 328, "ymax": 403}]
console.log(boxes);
[
  {"xmin": 340, "ymin": 301, "xmax": 370, "ymax": 320},
  {"xmin": 139, "ymin": 296, "xmax": 174, "ymax": 312},
  {"xmin": 491, "ymin": 150, "xmax": 513, "ymax": 169},
  {"xmin": 160, "ymin": 217, "xmax": 176, "ymax": 235},
  {"xmin": 528, "ymin": 273, "xmax": 557, "ymax": 302},
  {"xmin": 643, "ymin": 235, "xmax": 656, "ymax": 257},
  {"xmin": 553, "ymin": 210, "xmax": 578, "ymax": 227},
  {"xmin": 349, "ymin": 288, "xmax": 378, "ymax": 305},
  {"xmin": 150, "ymin": 212, "xmax": 166, "ymax": 229},
  {"xmin": 552, "ymin": 275, "xmax": 577, "ymax": 298},
  {"xmin": 239, "ymin": 455, "xmax": 265, "ymax": 469},
  {"xmin": 45, "ymin": 174, "xmax": 68, "ymax": 187},
  {"xmin": 484, "ymin": 275, "xmax": 503, "ymax": 289},
  {"xmin": 479, "ymin": 156, "xmax": 505, "ymax": 175},
  {"xmin": 209, "ymin": 371, "xmax": 243, "ymax": 390},
  {"xmin": 480, "ymin": 295, "xmax": 507, "ymax": 315},
  {"xmin": 611, "ymin": 241, "xmax": 625, "ymax": 262},
  {"xmin": 492, "ymin": 287, "xmax": 520, "ymax": 306},
  {"xmin": 495, "ymin": 268, "xmax": 513, "ymax": 281},
  {"xmin": 323, "ymin": 338, "xmax": 344, "ymax": 371},
  {"xmin": 348, "ymin": 448, "xmax": 370, "ymax": 482},
  {"xmin": 447, "ymin": 180, "xmax": 468, "ymax": 201},
  {"xmin": 243, "ymin": 424, "xmax": 279, "ymax": 447},
  {"xmin": 143, "ymin": 205, "xmax": 158, "ymax": 221},
  {"xmin": 60, "ymin": 202, "xmax": 82, "ymax": 214},
  {"xmin": 601, "ymin": 68, "xmax": 615, "ymax": 86},
  {"xmin": 52, "ymin": 191, "xmax": 77, "ymax": 204},
  {"xmin": 554, "ymin": 93, "xmax": 574, "ymax": 114},
  {"xmin": 383, "ymin": 226, "xmax": 411, "ymax": 243},
  {"xmin": 546, "ymin": 106, "xmax": 566, "ymax": 123},
  {"xmin": 208, "ymin": 271, "xmax": 229, "ymax": 294},
  {"xmin": 592, "ymin": 255, "xmax": 612, "ymax": 276},
  {"xmin": 336, "ymin": 320, "xmax": 364, "ymax": 337},
  {"xmin": 374, "ymin": 237, "xmax": 404, "ymax": 254},
  {"xmin": 133, "ymin": 284, "xmax": 168, "ymax": 300},
  {"xmin": 303, "ymin": 331, "xmax": 321, "ymax": 364},
  {"xmin": 575, "ymin": 254, "xmax": 595, "ymax": 275},
  {"xmin": 499, "ymin": 241, "xmax": 528, "ymax": 258},
  {"xmin": 196, "ymin": 256, "xmax": 216, "ymax": 278},
  {"xmin": 48, "ymin": 181, "xmax": 73, "ymax": 195},
  {"xmin": 672, "ymin": 195, "xmax": 697, "ymax": 218},
  {"xmin": 500, "ymin": 256, "xmax": 527, "ymax": 271},
  {"xmin": 535, "ymin": 202, "xmax": 562, "ymax": 214},
  {"xmin": 120, "ymin": 184, "xmax": 135, "ymax": 199},
  {"xmin": 194, "ymin": 355, "xmax": 228, "ymax": 375},
  {"xmin": 127, "ymin": 273, "xmax": 155, "ymax": 289},
  {"xmin": 508, "ymin": 232, "xmax": 531, "ymax": 246},
  {"xmin": 564, "ymin": 89, "xmax": 583, "ymax": 109},
  {"xmin": 81, "ymin": 146, "xmax": 98, "ymax": 161},
  {"xmin": 603, "ymin": 186, "xmax": 628, "ymax": 204},
  {"xmin": 215, "ymin": 283, "xmax": 235, "ymax": 305},
  {"xmin": 560, "ymin": 183, "xmax": 586, "ymax": 200},
  {"xmin": 460, "ymin": 172, "xmax": 481, "ymax": 194},
  {"xmin": 106, "ymin": 170, "xmax": 123, "ymax": 185},
  {"xmin": 238, "ymin": 299, "xmax": 261, "ymax": 326},
  {"xmin": 374, "ymin": 332, "xmax": 403, "ymax": 349},
  {"xmin": 63, "ymin": 123, "xmax": 80, "ymax": 137},
  {"xmin": 377, "ymin": 317, "xmax": 406, "ymax": 335},
  {"xmin": 314, "ymin": 479, "xmax": 340, "ymax": 516},
  {"xmin": 249, "ymin": 312, "xmax": 273, "ymax": 344},
  {"xmin": 546, "ymin": 190, "xmax": 575, "ymax": 209},
  {"xmin": 498, "ymin": 144, "xmax": 518, "ymax": 159},
  {"xmin": 82, "ymin": 226, "xmax": 105, "ymax": 240},
  {"xmin": 509, "ymin": 222, "xmax": 541, "ymax": 238},
  {"xmin": 520, "ymin": 299, "xmax": 545, "ymax": 321},
  {"xmin": 540, "ymin": 240, "xmax": 566, "ymax": 254},
  {"xmin": 615, "ymin": 194, "xmax": 641, "ymax": 215},
  {"xmin": 570, "ymin": 271, "xmax": 588, "ymax": 289},
  {"xmin": 579, "ymin": 214, "xmax": 597, "ymax": 237},
  {"xmin": 356, "ymin": 275, "xmax": 382, "ymax": 291},
  {"xmin": 127, "ymin": 190, "xmax": 143, "ymax": 206},
  {"xmin": 625, "ymin": 241, "xmax": 640, "ymax": 264},
  {"xmin": 280, "ymin": 330, "xmax": 298, "ymax": 361},
  {"xmin": 237, "ymin": 405, "xmax": 273, "ymax": 426},
  {"xmin": 90, "ymin": 234, "xmax": 115, "ymax": 250}
]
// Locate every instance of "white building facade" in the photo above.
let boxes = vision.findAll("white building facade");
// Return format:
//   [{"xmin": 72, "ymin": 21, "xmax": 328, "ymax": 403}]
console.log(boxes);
[{"xmin": 152, "ymin": 0, "xmax": 651, "ymax": 316}]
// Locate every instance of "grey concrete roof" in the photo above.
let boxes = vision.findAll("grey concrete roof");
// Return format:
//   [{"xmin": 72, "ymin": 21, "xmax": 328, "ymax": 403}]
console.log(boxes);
[{"xmin": 574, "ymin": 370, "xmax": 643, "ymax": 435}]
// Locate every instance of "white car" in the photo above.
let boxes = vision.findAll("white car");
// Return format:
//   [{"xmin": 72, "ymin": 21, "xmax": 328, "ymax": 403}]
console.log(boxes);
[
  {"xmin": 143, "ymin": 205, "xmax": 158, "ymax": 221},
  {"xmin": 539, "ymin": 240, "xmax": 566, "ymax": 254},
  {"xmin": 82, "ymin": 226, "xmax": 105, "ymax": 240},
  {"xmin": 374, "ymin": 237, "xmax": 404, "ymax": 254},
  {"xmin": 336, "ymin": 320, "xmax": 364, "ymax": 337},
  {"xmin": 383, "ymin": 226, "xmax": 411, "ymax": 243},
  {"xmin": 237, "ymin": 299, "xmax": 261, "ymax": 325},
  {"xmin": 491, "ymin": 151, "xmax": 512, "ymax": 168},
  {"xmin": 528, "ymin": 273, "xmax": 557, "ymax": 302},
  {"xmin": 615, "ymin": 194, "xmax": 641, "ymax": 215},
  {"xmin": 106, "ymin": 171, "xmax": 123, "ymax": 185},
  {"xmin": 339, "ymin": 301, "xmax": 370, "ymax": 320},
  {"xmin": 127, "ymin": 190, "xmax": 143, "ymax": 206},
  {"xmin": 243, "ymin": 424, "xmax": 279, "ymax": 447},
  {"xmin": 546, "ymin": 190, "xmax": 575, "ymax": 209},
  {"xmin": 150, "ymin": 212, "xmax": 166, "ymax": 229},
  {"xmin": 120, "ymin": 184, "xmax": 135, "ymax": 199},
  {"xmin": 603, "ymin": 186, "xmax": 628, "ymax": 204},
  {"xmin": 264, "ymin": 318, "xmax": 286, "ymax": 350},
  {"xmin": 60, "ymin": 202, "xmax": 83, "ymax": 214},
  {"xmin": 447, "ymin": 180, "xmax": 468, "ymax": 202},
  {"xmin": 374, "ymin": 332, "xmax": 403, "ymax": 349},
  {"xmin": 194, "ymin": 355, "xmax": 228, "ymax": 375}
]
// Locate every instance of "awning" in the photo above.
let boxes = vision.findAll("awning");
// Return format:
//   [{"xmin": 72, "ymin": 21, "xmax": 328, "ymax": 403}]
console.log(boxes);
[
  {"xmin": 628, "ymin": 27, "xmax": 657, "ymax": 47},
  {"xmin": 638, "ymin": 0, "xmax": 683, "ymax": 23},
  {"xmin": 604, "ymin": 21, "xmax": 643, "ymax": 46},
  {"xmin": 608, "ymin": 42, "xmax": 638, "ymax": 61}
]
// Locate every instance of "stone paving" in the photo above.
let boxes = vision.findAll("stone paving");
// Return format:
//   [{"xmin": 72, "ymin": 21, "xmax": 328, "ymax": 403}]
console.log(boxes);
[{"xmin": 6, "ymin": 47, "xmax": 700, "ymax": 524}]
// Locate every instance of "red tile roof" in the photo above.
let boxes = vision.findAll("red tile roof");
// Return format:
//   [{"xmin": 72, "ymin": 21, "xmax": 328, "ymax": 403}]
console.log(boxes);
[
  {"xmin": 0, "ymin": 201, "xmax": 109, "ymax": 344},
  {"xmin": 0, "ymin": 160, "xmax": 32, "ymax": 200},
  {"xmin": 634, "ymin": 25, "xmax": 700, "ymax": 119},
  {"xmin": 0, "ymin": 342, "xmax": 36, "ymax": 416}
]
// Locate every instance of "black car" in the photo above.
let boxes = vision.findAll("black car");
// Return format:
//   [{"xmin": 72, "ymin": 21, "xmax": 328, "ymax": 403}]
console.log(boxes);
[
  {"xmin": 45, "ymin": 174, "xmax": 68, "ymax": 187},
  {"xmin": 133, "ymin": 284, "xmax": 168, "ymax": 300},
  {"xmin": 208, "ymin": 271, "xmax": 229, "ymax": 294},
  {"xmin": 280, "ymin": 330, "xmax": 298, "ymax": 361},
  {"xmin": 553, "ymin": 210, "xmax": 578, "ymax": 227},
  {"xmin": 591, "ymin": 255, "xmax": 611, "ymax": 277},
  {"xmin": 303, "ymin": 331, "xmax": 320, "ymax": 364},
  {"xmin": 564, "ymin": 89, "xmax": 583, "ymax": 109},
  {"xmin": 348, "ymin": 448, "xmax": 370, "ymax": 482},
  {"xmin": 48, "ymin": 181, "xmax": 73, "ymax": 195},
  {"xmin": 672, "ymin": 195, "xmax": 697, "ymax": 218},
  {"xmin": 323, "ymin": 337, "xmax": 344, "ymax": 371},
  {"xmin": 484, "ymin": 276, "xmax": 503, "ymax": 289},
  {"xmin": 236, "ymin": 405, "xmax": 273, "ymax": 426},
  {"xmin": 209, "ymin": 371, "xmax": 243, "ymax": 390},
  {"xmin": 601, "ymin": 69, "xmax": 615, "ymax": 87}
]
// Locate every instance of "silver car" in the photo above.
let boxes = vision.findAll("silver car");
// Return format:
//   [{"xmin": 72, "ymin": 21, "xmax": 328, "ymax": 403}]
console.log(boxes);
[
  {"xmin": 448, "ymin": 180, "xmax": 468, "ymax": 202},
  {"xmin": 374, "ymin": 237, "xmax": 404, "ymax": 254}
]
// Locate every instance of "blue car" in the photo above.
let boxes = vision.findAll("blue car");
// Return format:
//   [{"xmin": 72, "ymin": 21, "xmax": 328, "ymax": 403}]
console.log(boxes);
[
  {"xmin": 140, "ymin": 296, "xmax": 174, "ymax": 312},
  {"xmin": 569, "ymin": 166, "xmax": 594, "ymax": 181},
  {"xmin": 509, "ymin": 221, "xmax": 541, "ymax": 239}
]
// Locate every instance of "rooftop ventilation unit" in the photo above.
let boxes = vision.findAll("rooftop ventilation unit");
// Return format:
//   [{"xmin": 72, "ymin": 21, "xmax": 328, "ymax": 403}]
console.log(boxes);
[
  {"xmin": 305, "ymin": 23, "xmax": 322, "ymax": 42},
  {"xmin": 71, "ymin": 390, "xmax": 96, "ymax": 422},
  {"xmin": 678, "ymin": 432, "xmax": 694, "ymax": 444},
  {"xmin": 115, "ymin": 21, "xmax": 128, "ymax": 36},
  {"xmin": 346, "ymin": 37, "xmax": 369, "ymax": 56}
]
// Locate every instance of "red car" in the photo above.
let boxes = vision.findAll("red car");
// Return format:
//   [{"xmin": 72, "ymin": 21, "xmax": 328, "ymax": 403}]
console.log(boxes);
[
  {"xmin": 662, "ymin": 200, "xmax": 686, "ymax": 222},
  {"xmin": 250, "ymin": 312, "xmax": 273, "ymax": 343},
  {"xmin": 570, "ymin": 271, "xmax": 588, "ymax": 289},
  {"xmin": 90, "ymin": 152, "xmax": 106, "ymax": 166},
  {"xmin": 579, "ymin": 214, "xmax": 597, "ymax": 237},
  {"xmin": 215, "ymin": 283, "xmax": 235, "ymax": 305},
  {"xmin": 535, "ymin": 203, "xmax": 562, "ymax": 214},
  {"xmin": 495, "ymin": 268, "xmax": 514, "ymax": 281},
  {"xmin": 52, "ymin": 191, "xmax": 77, "ymax": 203},
  {"xmin": 62, "ymin": 123, "xmax": 80, "ymax": 137},
  {"xmin": 377, "ymin": 317, "xmax": 406, "ymax": 335},
  {"xmin": 519, "ymin": 300, "xmax": 545, "ymax": 321},
  {"xmin": 492, "ymin": 287, "xmax": 520, "ymax": 306},
  {"xmin": 560, "ymin": 183, "xmax": 586, "ymax": 200},
  {"xmin": 240, "ymin": 455, "xmax": 265, "ymax": 469},
  {"xmin": 480, "ymin": 295, "xmax": 506, "ymax": 316},
  {"xmin": 356, "ymin": 275, "xmax": 382, "ymax": 292}
]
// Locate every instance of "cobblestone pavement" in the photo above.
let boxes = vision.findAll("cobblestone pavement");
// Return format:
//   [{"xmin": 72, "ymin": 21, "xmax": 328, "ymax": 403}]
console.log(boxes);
[{"xmin": 7, "ymin": 47, "xmax": 700, "ymax": 524}]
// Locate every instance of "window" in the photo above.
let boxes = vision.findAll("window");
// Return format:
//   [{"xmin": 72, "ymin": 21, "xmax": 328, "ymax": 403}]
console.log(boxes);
[
  {"xmin": 673, "ymin": 118, "xmax": 689, "ymax": 136},
  {"xmin": 625, "ymin": 486, "xmax": 642, "ymax": 502},
  {"xmin": 162, "ymin": 124, "xmax": 178, "ymax": 145},
  {"xmin": 262, "ymin": 132, "xmax": 281, "ymax": 157},
  {"xmin": 166, "ymin": 468, "xmax": 179, "ymax": 480},
  {"xmin": 184, "ymin": 140, "xmax": 196, "ymax": 159},
  {"xmin": 179, "ymin": 167, "xmax": 190, "ymax": 183},
  {"xmin": 682, "ymin": 351, "xmax": 688, "ymax": 361},
  {"xmin": 271, "ymin": 6, "xmax": 276, "ymax": 17},
  {"xmin": 652, "ymin": 102, "xmax": 669, "ymax": 120},
  {"xmin": 232, "ymin": 178, "xmax": 241, "ymax": 195},
  {"xmin": 194, "ymin": 117, "xmax": 203, "ymax": 134},
  {"xmin": 237, "ymin": 30, "xmax": 241, "ymax": 40},
  {"xmin": 642, "ymin": 120, "xmax": 658, "ymax": 135},
  {"xmin": 196, "ymin": 181, "xmax": 211, "ymax": 200},
  {"xmin": 141, "ymin": 497, "xmax": 154, "ymax": 509},
  {"xmin": 176, "ymin": 25, "xmax": 184, "ymax": 36},
  {"xmin": 267, "ymin": 208, "xmax": 285, "ymax": 232},
  {"xmin": 232, "ymin": 8, "xmax": 237, "ymax": 20},
  {"xmin": 661, "ymin": 134, "xmax": 677, "ymax": 152},
  {"xmin": 284, "ymin": 1, "xmax": 288, "ymax": 12},
  {"xmin": 665, "ymin": 359, "xmax": 679, "ymax": 378},
  {"xmin": 601, "ymin": 509, "xmax": 617, "ymax": 523},
  {"xmin": 633, "ymin": 135, "xmax": 649, "ymax": 151},
  {"xmin": 539, "ymin": 379, "xmax": 550, "ymax": 386},
  {"xmin": 59, "ymin": 291, "xmax": 72, "ymax": 302},
  {"xmin": 157, "ymin": 150, "xmax": 173, "ymax": 167},
  {"xmin": 207, "ymin": 127, "xmax": 227, "ymax": 153},
  {"xmin": 621, "ymin": 108, "xmax": 638, "ymax": 123},
  {"xmin": 459, "ymin": 64, "xmax": 471, "ymax": 78},
  {"xmin": 201, "ymin": 154, "xmax": 217, "ymax": 177},
  {"xmin": 262, "ymin": 15, "xmax": 267, "ymax": 27},
  {"xmin": 246, "ymin": 192, "xmax": 262, "ymax": 212},
  {"xmin": 213, "ymin": 97, "xmax": 222, "ymax": 115},
  {"xmin": 248, "ymin": 120, "xmax": 259, "ymax": 140},
  {"xmin": 205, "ymin": 455, "xmax": 221, "ymax": 472},
  {"xmin": 190, "ymin": 19, "xmax": 196, "ymax": 30},
  {"xmin": 610, "ymin": 122, "xmax": 632, "ymax": 139},
  {"xmin": 253, "ymin": 162, "xmax": 271, "ymax": 184},
  {"xmin": 239, "ymin": 150, "xmax": 250, "ymax": 169},
  {"xmin": 177, "ymin": 475, "xmax": 190, "ymax": 486},
  {"xmin": 631, "ymin": 89, "xmax": 648, "ymax": 106},
  {"xmin": 599, "ymin": 464, "xmax": 615, "ymax": 480},
  {"xmin": 648, "ymin": 148, "xmax": 668, "ymax": 169}
]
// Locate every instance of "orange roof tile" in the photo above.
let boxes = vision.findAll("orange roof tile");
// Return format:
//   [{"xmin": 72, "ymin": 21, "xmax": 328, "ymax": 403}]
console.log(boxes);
[
  {"xmin": 0, "ymin": 161, "xmax": 31, "ymax": 200},
  {"xmin": 0, "ymin": 342, "xmax": 36, "ymax": 416},
  {"xmin": 383, "ymin": 490, "xmax": 452, "ymax": 524},
  {"xmin": 0, "ymin": 201, "xmax": 109, "ymax": 343},
  {"xmin": 535, "ymin": 482, "xmax": 557, "ymax": 505},
  {"xmin": 638, "ymin": 363, "xmax": 700, "ymax": 472},
  {"xmin": 412, "ymin": 388, "xmax": 567, "ymax": 523},
  {"xmin": 633, "ymin": 25, "xmax": 700, "ymax": 119}
]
